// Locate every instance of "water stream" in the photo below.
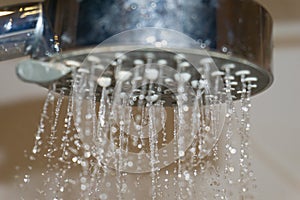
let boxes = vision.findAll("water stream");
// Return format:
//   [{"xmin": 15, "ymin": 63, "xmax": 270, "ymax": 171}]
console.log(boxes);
[{"xmin": 18, "ymin": 51, "xmax": 256, "ymax": 200}]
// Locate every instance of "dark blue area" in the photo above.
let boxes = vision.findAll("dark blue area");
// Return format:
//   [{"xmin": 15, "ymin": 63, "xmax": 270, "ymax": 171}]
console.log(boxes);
[{"xmin": 76, "ymin": 0, "xmax": 217, "ymax": 49}]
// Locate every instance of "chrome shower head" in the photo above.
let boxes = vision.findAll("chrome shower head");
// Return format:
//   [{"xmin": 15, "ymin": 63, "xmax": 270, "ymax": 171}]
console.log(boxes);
[
  {"xmin": 0, "ymin": 0, "xmax": 273, "ymax": 101},
  {"xmin": 1, "ymin": 0, "xmax": 273, "ymax": 172},
  {"xmin": 2, "ymin": 2, "xmax": 275, "ymax": 198}
]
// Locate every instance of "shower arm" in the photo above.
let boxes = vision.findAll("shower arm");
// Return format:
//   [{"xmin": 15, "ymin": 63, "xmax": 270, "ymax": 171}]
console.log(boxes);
[{"xmin": 0, "ymin": 1, "xmax": 52, "ymax": 60}]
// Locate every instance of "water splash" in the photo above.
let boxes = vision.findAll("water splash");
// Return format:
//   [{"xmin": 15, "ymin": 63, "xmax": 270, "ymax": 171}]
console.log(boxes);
[{"xmin": 18, "ymin": 50, "xmax": 258, "ymax": 199}]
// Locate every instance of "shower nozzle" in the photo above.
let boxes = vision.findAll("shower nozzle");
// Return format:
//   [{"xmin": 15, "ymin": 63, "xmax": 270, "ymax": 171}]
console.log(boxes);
[{"xmin": 0, "ymin": 0, "xmax": 273, "ymax": 99}]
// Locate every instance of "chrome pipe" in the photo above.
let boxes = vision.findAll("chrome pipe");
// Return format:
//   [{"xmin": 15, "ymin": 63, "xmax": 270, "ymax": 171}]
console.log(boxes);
[{"xmin": 0, "ymin": 2, "xmax": 56, "ymax": 60}]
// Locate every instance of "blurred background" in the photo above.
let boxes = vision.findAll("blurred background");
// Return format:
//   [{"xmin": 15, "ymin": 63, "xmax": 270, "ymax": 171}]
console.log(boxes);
[{"xmin": 0, "ymin": 0, "xmax": 299, "ymax": 199}]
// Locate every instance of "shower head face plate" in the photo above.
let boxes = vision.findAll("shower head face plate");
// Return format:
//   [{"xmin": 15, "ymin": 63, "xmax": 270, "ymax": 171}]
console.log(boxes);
[{"xmin": 19, "ymin": 46, "xmax": 271, "ymax": 103}]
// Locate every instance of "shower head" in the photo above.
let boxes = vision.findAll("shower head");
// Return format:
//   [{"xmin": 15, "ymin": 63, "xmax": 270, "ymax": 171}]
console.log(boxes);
[
  {"xmin": 2, "ymin": 2, "xmax": 276, "ymax": 197},
  {"xmin": 0, "ymin": 0, "xmax": 273, "ymax": 102},
  {"xmin": 2, "ymin": 0, "xmax": 273, "ymax": 173}
]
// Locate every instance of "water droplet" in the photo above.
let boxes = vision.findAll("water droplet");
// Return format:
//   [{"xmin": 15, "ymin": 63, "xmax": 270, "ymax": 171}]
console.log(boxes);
[
  {"xmin": 29, "ymin": 156, "xmax": 35, "ymax": 161},
  {"xmin": 230, "ymin": 148, "xmax": 237, "ymax": 155},
  {"xmin": 84, "ymin": 144, "xmax": 90, "ymax": 151},
  {"xmin": 85, "ymin": 114, "xmax": 92, "ymax": 119},
  {"xmin": 32, "ymin": 147, "xmax": 38, "ymax": 154},
  {"xmin": 72, "ymin": 157, "xmax": 78, "ymax": 163},
  {"xmin": 179, "ymin": 151, "xmax": 185, "ymax": 157},
  {"xmin": 80, "ymin": 177, "xmax": 87, "ymax": 183},
  {"xmin": 249, "ymin": 170, "xmax": 254, "ymax": 177},
  {"xmin": 222, "ymin": 46, "xmax": 228, "ymax": 53},
  {"xmin": 84, "ymin": 151, "xmax": 91, "ymax": 158},
  {"xmin": 131, "ymin": 3, "xmax": 138, "ymax": 10},
  {"xmin": 205, "ymin": 126, "xmax": 211, "ymax": 132},
  {"xmin": 242, "ymin": 106, "xmax": 249, "ymax": 112},
  {"xmin": 183, "ymin": 105, "xmax": 189, "ymax": 112},
  {"xmin": 111, "ymin": 126, "xmax": 118, "ymax": 133},
  {"xmin": 23, "ymin": 174, "xmax": 30, "ymax": 183},
  {"xmin": 100, "ymin": 193, "xmax": 108, "ymax": 200},
  {"xmin": 127, "ymin": 161, "xmax": 133, "ymax": 167},
  {"xmin": 81, "ymin": 184, "xmax": 87, "ymax": 191},
  {"xmin": 184, "ymin": 172, "xmax": 190, "ymax": 181},
  {"xmin": 139, "ymin": 95, "xmax": 145, "ymax": 100}
]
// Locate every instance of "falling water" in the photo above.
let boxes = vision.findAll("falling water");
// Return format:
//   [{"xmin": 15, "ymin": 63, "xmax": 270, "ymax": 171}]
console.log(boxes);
[{"xmin": 18, "ymin": 50, "xmax": 257, "ymax": 200}]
